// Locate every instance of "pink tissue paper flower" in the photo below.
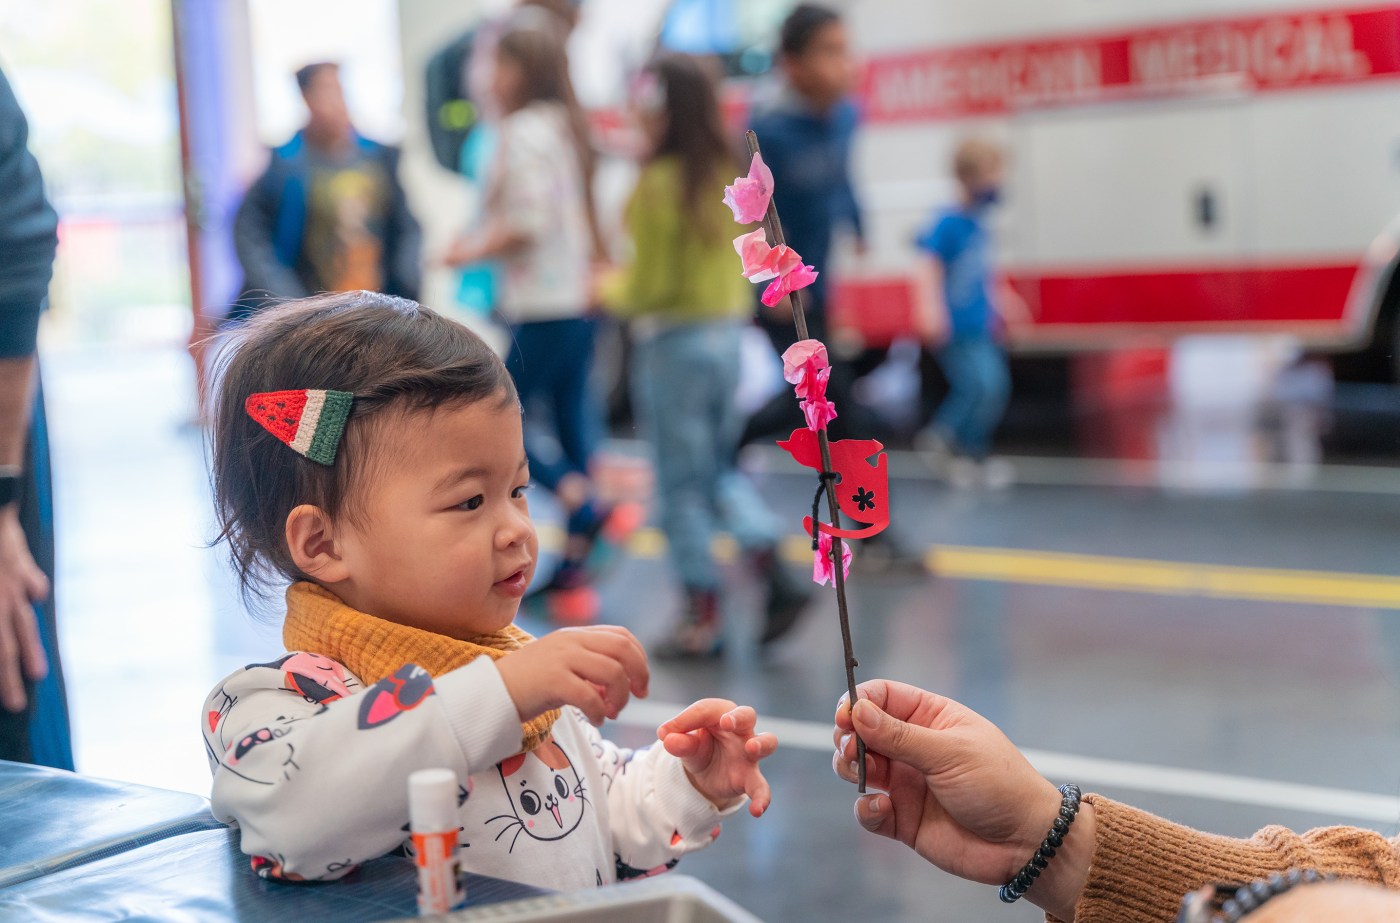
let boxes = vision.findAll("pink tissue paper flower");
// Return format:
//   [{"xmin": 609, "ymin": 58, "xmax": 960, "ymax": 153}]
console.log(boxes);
[
  {"xmin": 723, "ymin": 152, "xmax": 774, "ymax": 224},
  {"xmin": 733, "ymin": 229, "xmax": 801, "ymax": 283},
  {"xmin": 813, "ymin": 532, "xmax": 853, "ymax": 587},
  {"xmin": 801, "ymin": 395, "xmax": 838, "ymax": 432},
  {"xmin": 760, "ymin": 263, "xmax": 819, "ymax": 308},
  {"xmin": 781, "ymin": 340, "xmax": 830, "ymax": 397}
]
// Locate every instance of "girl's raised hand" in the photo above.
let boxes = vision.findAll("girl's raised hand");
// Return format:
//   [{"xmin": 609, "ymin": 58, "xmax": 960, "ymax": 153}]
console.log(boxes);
[
  {"xmin": 497, "ymin": 626, "xmax": 649, "ymax": 727},
  {"xmin": 658, "ymin": 699, "xmax": 777, "ymax": 817}
]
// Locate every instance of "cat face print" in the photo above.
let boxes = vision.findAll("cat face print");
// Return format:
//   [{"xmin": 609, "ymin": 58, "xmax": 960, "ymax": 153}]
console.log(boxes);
[{"xmin": 487, "ymin": 740, "xmax": 589, "ymax": 852}]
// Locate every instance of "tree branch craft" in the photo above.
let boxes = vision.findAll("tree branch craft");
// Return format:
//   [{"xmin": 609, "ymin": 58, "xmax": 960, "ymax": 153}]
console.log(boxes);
[{"xmin": 725, "ymin": 132, "xmax": 892, "ymax": 792}]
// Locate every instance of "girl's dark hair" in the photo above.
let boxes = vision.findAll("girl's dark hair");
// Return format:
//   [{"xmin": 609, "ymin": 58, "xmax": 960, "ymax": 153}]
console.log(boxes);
[
  {"xmin": 780, "ymin": 4, "xmax": 841, "ymax": 57},
  {"xmin": 495, "ymin": 22, "xmax": 602, "ymax": 257},
  {"xmin": 211, "ymin": 291, "xmax": 516, "ymax": 602},
  {"xmin": 643, "ymin": 53, "xmax": 736, "ymax": 243}
]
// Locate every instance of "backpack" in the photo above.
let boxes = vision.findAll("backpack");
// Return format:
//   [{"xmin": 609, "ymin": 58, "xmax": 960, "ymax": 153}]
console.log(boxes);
[{"xmin": 423, "ymin": 27, "xmax": 480, "ymax": 173}]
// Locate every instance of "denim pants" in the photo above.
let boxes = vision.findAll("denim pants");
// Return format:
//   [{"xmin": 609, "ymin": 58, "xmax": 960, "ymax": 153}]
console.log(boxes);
[
  {"xmin": 505, "ymin": 318, "xmax": 601, "ymax": 495},
  {"xmin": 632, "ymin": 320, "xmax": 779, "ymax": 590},
  {"xmin": 932, "ymin": 336, "xmax": 1011, "ymax": 460}
]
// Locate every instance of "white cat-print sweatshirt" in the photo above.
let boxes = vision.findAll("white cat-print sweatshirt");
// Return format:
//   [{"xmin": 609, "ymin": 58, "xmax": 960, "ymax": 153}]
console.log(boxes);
[{"xmin": 201, "ymin": 652, "xmax": 742, "ymax": 888}]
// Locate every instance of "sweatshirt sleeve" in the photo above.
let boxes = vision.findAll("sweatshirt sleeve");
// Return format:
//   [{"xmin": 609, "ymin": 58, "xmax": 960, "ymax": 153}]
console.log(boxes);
[
  {"xmin": 569, "ymin": 710, "xmax": 742, "ymax": 879},
  {"xmin": 0, "ymin": 69, "xmax": 58, "ymax": 358},
  {"xmin": 1058, "ymin": 794, "xmax": 1400, "ymax": 923},
  {"xmin": 202, "ymin": 652, "xmax": 521, "ymax": 882},
  {"xmin": 600, "ymin": 164, "xmax": 682, "ymax": 318}
]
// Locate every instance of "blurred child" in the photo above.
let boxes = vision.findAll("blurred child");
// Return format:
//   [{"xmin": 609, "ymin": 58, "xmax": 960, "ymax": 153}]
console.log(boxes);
[
  {"xmin": 914, "ymin": 137, "xmax": 1028, "ymax": 488},
  {"xmin": 442, "ymin": 21, "xmax": 627, "ymax": 615},
  {"xmin": 602, "ymin": 54, "xmax": 810, "ymax": 659},
  {"xmin": 741, "ymin": 3, "xmax": 870, "ymax": 447},
  {"xmin": 202, "ymin": 292, "xmax": 775, "ymax": 886}
]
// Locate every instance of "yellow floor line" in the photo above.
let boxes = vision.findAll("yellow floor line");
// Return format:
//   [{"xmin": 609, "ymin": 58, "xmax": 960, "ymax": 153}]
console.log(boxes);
[
  {"xmin": 537, "ymin": 525, "xmax": 1400, "ymax": 610},
  {"xmin": 925, "ymin": 546, "xmax": 1400, "ymax": 610}
]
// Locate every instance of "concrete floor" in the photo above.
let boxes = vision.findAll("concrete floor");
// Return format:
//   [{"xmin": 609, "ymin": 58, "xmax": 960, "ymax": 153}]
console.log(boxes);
[{"xmin": 43, "ymin": 343, "xmax": 1400, "ymax": 922}]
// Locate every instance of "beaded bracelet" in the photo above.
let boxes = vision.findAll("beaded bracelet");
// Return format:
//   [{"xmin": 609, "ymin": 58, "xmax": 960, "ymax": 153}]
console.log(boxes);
[
  {"xmin": 1175, "ymin": 869, "xmax": 1333, "ymax": 923},
  {"xmin": 998, "ymin": 783, "xmax": 1082, "ymax": 904}
]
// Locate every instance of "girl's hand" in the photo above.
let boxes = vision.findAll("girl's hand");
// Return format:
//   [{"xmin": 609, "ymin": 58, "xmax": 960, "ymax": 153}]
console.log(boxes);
[
  {"xmin": 833, "ymin": 680, "xmax": 1093, "ymax": 921},
  {"xmin": 658, "ymin": 700, "xmax": 777, "ymax": 817},
  {"xmin": 496, "ymin": 626, "xmax": 649, "ymax": 726}
]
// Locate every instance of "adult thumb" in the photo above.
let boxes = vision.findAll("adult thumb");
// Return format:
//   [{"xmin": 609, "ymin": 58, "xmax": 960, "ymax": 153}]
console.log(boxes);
[{"xmin": 852, "ymin": 699, "xmax": 937, "ymax": 773}]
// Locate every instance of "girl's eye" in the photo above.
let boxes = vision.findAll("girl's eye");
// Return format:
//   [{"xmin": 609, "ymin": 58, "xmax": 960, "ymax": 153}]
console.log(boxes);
[
  {"xmin": 512, "ymin": 484, "xmax": 532, "ymax": 500},
  {"xmin": 461, "ymin": 496, "xmax": 485, "ymax": 511}
]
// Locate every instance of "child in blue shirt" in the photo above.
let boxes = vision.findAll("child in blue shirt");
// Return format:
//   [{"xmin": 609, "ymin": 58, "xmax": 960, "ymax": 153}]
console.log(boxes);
[{"xmin": 915, "ymin": 138, "xmax": 1026, "ymax": 487}]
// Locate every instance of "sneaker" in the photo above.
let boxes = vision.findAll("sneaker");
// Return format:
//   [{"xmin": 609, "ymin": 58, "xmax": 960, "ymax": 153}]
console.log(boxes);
[
  {"xmin": 653, "ymin": 590, "xmax": 724, "ymax": 661},
  {"xmin": 981, "ymin": 457, "xmax": 1015, "ymax": 490},
  {"xmin": 759, "ymin": 575, "xmax": 811, "ymax": 646},
  {"xmin": 914, "ymin": 429, "xmax": 954, "ymax": 475},
  {"xmin": 857, "ymin": 529, "xmax": 929, "ymax": 576},
  {"xmin": 947, "ymin": 456, "xmax": 982, "ymax": 490},
  {"xmin": 545, "ymin": 585, "xmax": 600, "ymax": 625}
]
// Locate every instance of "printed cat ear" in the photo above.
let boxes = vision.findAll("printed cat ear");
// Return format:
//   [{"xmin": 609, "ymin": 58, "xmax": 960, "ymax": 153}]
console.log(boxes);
[{"xmin": 244, "ymin": 389, "xmax": 353, "ymax": 466}]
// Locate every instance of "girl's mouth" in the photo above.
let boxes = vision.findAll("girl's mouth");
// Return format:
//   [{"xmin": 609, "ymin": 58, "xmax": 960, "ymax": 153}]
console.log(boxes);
[{"xmin": 494, "ymin": 569, "xmax": 529, "ymax": 597}]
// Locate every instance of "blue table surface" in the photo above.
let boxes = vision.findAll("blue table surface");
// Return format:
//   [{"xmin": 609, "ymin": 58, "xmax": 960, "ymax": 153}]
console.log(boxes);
[
  {"xmin": 0, "ymin": 760, "xmax": 545, "ymax": 920},
  {"xmin": 0, "ymin": 759, "xmax": 223, "ymax": 888},
  {"xmin": 0, "ymin": 828, "xmax": 544, "ymax": 922}
]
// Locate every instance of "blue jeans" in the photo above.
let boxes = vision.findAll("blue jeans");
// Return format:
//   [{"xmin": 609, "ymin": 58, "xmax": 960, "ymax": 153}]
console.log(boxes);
[
  {"xmin": 505, "ymin": 318, "xmax": 600, "ymax": 495},
  {"xmin": 632, "ymin": 320, "xmax": 778, "ymax": 590},
  {"xmin": 932, "ymin": 337, "xmax": 1010, "ymax": 460}
]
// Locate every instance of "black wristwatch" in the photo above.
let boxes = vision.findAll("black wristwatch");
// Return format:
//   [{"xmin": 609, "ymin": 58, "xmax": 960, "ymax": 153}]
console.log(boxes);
[{"xmin": 0, "ymin": 466, "xmax": 21, "ymax": 510}]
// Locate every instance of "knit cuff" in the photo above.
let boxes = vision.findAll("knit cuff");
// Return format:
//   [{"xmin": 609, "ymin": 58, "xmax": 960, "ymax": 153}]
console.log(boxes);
[
  {"xmin": 652, "ymin": 749, "xmax": 745, "ymax": 844},
  {"xmin": 1067, "ymin": 795, "xmax": 1308, "ymax": 923},
  {"xmin": 434, "ymin": 657, "xmax": 526, "ymax": 771}
]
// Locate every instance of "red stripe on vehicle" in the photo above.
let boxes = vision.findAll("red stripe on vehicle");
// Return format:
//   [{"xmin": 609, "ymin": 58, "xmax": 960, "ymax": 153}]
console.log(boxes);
[{"xmin": 861, "ymin": 6, "xmax": 1400, "ymax": 122}]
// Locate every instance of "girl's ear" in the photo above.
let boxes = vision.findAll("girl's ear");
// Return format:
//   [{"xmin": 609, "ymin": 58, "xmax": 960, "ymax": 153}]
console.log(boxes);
[{"xmin": 285, "ymin": 504, "xmax": 350, "ymax": 584}]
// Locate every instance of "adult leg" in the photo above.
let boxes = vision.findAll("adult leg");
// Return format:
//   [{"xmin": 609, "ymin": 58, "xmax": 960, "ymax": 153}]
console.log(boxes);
[
  {"xmin": 505, "ymin": 322, "xmax": 570, "ymax": 495},
  {"xmin": 633, "ymin": 327, "xmax": 725, "ymax": 657},
  {"xmin": 13, "ymin": 378, "xmax": 70, "ymax": 769}
]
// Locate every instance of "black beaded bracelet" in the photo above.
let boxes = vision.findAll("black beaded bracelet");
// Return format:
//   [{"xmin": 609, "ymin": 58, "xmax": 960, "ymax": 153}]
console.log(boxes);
[
  {"xmin": 1174, "ymin": 869, "xmax": 1333, "ymax": 923},
  {"xmin": 998, "ymin": 783, "xmax": 1082, "ymax": 904}
]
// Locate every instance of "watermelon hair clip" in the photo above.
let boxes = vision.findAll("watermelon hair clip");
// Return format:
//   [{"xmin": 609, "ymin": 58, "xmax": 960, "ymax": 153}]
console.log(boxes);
[{"xmin": 244, "ymin": 389, "xmax": 354, "ymax": 466}]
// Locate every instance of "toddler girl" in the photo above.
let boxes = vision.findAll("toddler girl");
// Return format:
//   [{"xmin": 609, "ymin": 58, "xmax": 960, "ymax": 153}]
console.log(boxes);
[{"xmin": 201, "ymin": 291, "xmax": 775, "ymax": 887}]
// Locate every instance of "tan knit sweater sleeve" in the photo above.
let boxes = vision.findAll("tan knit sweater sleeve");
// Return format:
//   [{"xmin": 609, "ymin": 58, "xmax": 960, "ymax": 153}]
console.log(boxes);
[{"xmin": 1052, "ymin": 794, "xmax": 1400, "ymax": 923}]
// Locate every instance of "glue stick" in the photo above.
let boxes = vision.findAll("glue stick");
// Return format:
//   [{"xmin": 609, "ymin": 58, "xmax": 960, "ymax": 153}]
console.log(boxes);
[{"xmin": 409, "ymin": 768, "xmax": 466, "ymax": 914}]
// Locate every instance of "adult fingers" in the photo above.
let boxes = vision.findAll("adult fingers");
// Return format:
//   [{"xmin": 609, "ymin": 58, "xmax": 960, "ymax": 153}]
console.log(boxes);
[
  {"xmin": 831, "ymin": 744, "xmax": 891, "ymax": 791},
  {"xmin": 14, "ymin": 600, "xmax": 46, "ymax": 681},
  {"xmin": 657, "ymin": 698, "xmax": 737, "ymax": 737},
  {"xmin": 854, "ymin": 792, "xmax": 899, "ymax": 839},
  {"xmin": 851, "ymin": 698, "xmax": 941, "ymax": 775},
  {"xmin": 0, "ymin": 595, "xmax": 27, "ymax": 713},
  {"xmin": 20, "ymin": 559, "xmax": 49, "ymax": 604}
]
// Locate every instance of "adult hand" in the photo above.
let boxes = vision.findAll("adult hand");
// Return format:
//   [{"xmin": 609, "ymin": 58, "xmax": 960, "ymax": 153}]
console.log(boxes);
[
  {"xmin": 833, "ymin": 680, "xmax": 1093, "ymax": 920},
  {"xmin": 0, "ymin": 508, "xmax": 48, "ymax": 712}
]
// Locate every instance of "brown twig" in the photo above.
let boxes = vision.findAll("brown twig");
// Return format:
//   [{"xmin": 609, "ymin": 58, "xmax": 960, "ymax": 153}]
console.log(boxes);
[{"xmin": 745, "ymin": 130, "xmax": 865, "ymax": 793}]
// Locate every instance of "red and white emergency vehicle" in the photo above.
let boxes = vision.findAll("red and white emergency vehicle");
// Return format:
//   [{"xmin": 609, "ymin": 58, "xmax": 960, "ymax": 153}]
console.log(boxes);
[{"xmin": 842, "ymin": 1, "xmax": 1400, "ymax": 375}]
